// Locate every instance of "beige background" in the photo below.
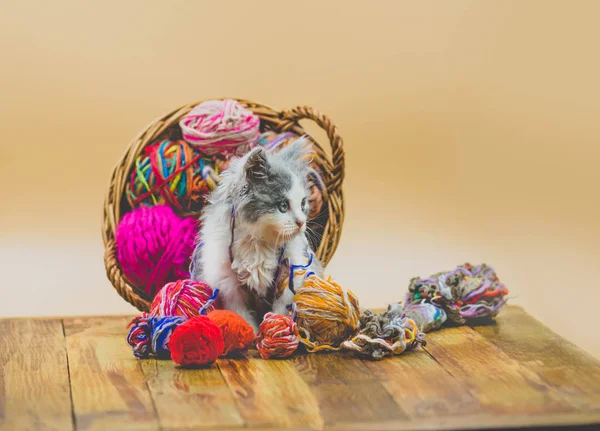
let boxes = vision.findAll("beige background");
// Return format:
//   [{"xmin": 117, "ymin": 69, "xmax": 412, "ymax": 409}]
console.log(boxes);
[{"xmin": 1, "ymin": 1, "xmax": 599, "ymax": 358}]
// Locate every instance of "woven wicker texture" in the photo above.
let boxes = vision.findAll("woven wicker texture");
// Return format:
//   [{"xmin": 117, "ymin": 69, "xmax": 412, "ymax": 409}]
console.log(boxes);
[{"xmin": 103, "ymin": 99, "xmax": 345, "ymax": 311}]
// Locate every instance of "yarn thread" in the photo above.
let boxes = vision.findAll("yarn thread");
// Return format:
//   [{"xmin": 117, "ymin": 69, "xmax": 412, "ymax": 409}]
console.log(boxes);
[
  {"xmin": 169, "ymin": 315, "xmax": 225, "ymax": 367},
  {"xmin": 341, "ymin": 303, "xmax": 425, "ymax": 360},
  {"xmin": 206, "ymin": 310, "xmax": 255, "ymax": 357},
  {"xmin": 180, "ymin": 100, "xmax": 260, "ymax": 156},
  {"xmin": 127, "ymin": 313, "xmax": 186, "ymax": 359},
  {"xmin": 116, "ymin": 205, "xmax": 198, "ymax": 298},
  {"xmin": 403, "ymin": 302, "xmax": 447, "ymax": 333},
  {"xmin": 150, "ymin": 279, "xmax": 217, "ymax": 319},
  {"xmin": 406, "ymin": 263, "xmax": 508, "ymax": 324},
  {"xmin": 256, "ymin": 312, "xmax": 300, "ymax": 359},
  {"xmin": 295, "ymin": 274, "xmax": 360, "ymax": 352},
  {"xmin": 126, "ymin": 139, "xmax": 219, "ymax": 217}
]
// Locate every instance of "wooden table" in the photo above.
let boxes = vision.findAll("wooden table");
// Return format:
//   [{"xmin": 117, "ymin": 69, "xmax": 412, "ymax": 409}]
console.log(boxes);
[{"xmin": 1, "ymin": 305, "xmax": 599, "ymax": 431}]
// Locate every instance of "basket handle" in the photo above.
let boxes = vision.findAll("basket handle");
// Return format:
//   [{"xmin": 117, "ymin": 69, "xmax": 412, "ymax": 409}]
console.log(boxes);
[{"xmin": 280, "ymin": 106, "xmax": 345, "ymax": 191}]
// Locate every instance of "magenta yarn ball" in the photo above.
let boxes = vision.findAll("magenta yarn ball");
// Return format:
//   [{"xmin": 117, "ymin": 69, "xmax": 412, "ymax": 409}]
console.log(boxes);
[{"xmin": 116, "ymin": 205, "xmax": 198, "ymax": 298}]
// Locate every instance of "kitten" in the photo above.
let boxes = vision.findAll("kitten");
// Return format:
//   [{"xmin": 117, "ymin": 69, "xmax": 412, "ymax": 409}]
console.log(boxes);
[{"xmin": 191, "ymin": 138, "xmax": 323, "ymax": 332}]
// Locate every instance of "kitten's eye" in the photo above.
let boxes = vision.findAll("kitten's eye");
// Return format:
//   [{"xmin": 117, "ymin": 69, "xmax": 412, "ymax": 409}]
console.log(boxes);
[
  {"xmin": 301, "ymin": 197, "xmax": 308, "ymax": 212},
  {"xmin": 278, "ymin": 200, "xmax": 289, "ymax": 213}
]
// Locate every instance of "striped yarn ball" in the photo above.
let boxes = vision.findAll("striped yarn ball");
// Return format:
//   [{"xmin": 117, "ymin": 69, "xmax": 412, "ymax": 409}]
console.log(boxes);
[
  {"xmin": 179, "ymin": 99, "xmax": 260, "ymax": 156},
  {"xmin": 150, "ymin": 279, "xmax": 217, "ymax": 319},
  {"xmin": 256, "ymin": 313, "xmax": 299, "ymax": 359},
  {"xmin": 127, "ymin": 313, "xmax": 186, "ymax": 359},
  {"xmin": 126, "ymin": 139, "xmax": 219, "ymax": 217}
]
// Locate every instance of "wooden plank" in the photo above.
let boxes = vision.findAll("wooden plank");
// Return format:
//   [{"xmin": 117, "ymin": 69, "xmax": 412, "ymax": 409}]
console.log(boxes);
[
  {"xmin": 423, "ymin": 325, "xmax": 572, "ymax": 415},
  {"xmin": 361, "ymin": 348, "xmax": 480, "ymax": 419},
  {"xmin": 218, "ymin": 352, "xmax": 324, "ymax": 429},
  {"xmin": 139, "ymin": 358, "xmax": 244, "ymax": 429},
  {"xmin": 0, "ymin": 319, "xmax": 73, "ymax": 431},
  {"xmin": 473, "ymin": 305, "xmax": 600, "ymax": 413},
  {"xmin": 64, "ymin": 316, "xmax": 159, "ymax": 431},
  {"xmin": 336, "ymin": 411, "xmax": 600, "ymax": 431},
  {"xmin": 290, "ymin": 353, "xmax": 408, "ymax": 427},
  {"xmin": 290, "ymin": 351, "xmax": 373, "ymax": 384}
]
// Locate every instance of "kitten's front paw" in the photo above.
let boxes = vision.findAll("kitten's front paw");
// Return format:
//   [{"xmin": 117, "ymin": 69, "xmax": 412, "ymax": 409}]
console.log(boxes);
[{"xmin": 272, "ymin": 289, "xmax": 294, "ymax": 316}]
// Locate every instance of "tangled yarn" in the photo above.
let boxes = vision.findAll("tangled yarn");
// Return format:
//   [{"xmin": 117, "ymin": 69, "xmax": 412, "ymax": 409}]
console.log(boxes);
[
  {"xmin": 341, "ymin": 303, "xmax": 424, "ymax": 360},
  {"xmin": 206, "ymin": 310, "xmax": 255, "ymax": 357},
  {"xmin": 116, "ymin": 205, "xmax": 198, "ymax": 298},
  {"xmin": 150, "ymin": 279, "xmax": 218, "ymax": 319},
  {"xmin": 127, "ymin": 313, "xmax": 186, "ymax": 359},
  {"xmin": 403, "ymin": 302, "xmax": 447, "ymax": 333},
  {"xmin": 294, "ymin": 275, "xmax": 360, "ymax": 352},
  {"xmin": 407, "ymin": 263, "xmax": 508, "ymax": 324},
  {"xmin": 169, "ymin": 315, "xmax": 224, "ymax": 367},
  {"xmin": 256, "ymin": 313, "xmax": 300, "ymax": 359},
  {"xmin": 179, "ymin": 100, "xmax": 260, "ymax": 156},
  {"xmin": 126, "ymin": 139, "xmax": 220, "ymax": 217}
]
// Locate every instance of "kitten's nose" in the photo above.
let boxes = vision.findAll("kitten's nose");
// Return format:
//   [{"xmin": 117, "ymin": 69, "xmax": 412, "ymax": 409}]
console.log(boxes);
[{"xmin": 296, "ymin": 220, "xmax": 305, "ymax": 229}]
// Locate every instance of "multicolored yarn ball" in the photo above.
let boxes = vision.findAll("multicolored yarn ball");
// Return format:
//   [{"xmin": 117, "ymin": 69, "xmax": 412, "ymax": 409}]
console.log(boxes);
[
  {"xmin": 127, "ymin": 313, "xmax": 186, "ymax": 359},
  {"xmin": 406, "ymin": 263, "xmax": 509, "ymax": 324},
  {"xmin": 294, "ymin": 275, "xmax": 360, "ymax": 352},
  {"xmin": 116, "ymin": 205, "xmax": 198, "ymax": 298},
  {"xmin": 179, "ymin": 100, "xmax": 260, "ymax": 156},
  {"xmin": 256, "ymin": 313, "xmax": 300, "ymax": 359},
  {"xmin": 341, "ymin": 303, "xmax": 424, "ymax": 360},
  {"xmin": 206, "ymin": 310, "xmax": 255, "ymax": 357},
  {"xmin": 150, "ymin": 279, "xmax": 218, "ymax": 319},
  {"xmin": 169, "ymin": 315, "xmax": 225, "ymax": 367},
  {"xmin": 126, "ymin": 139, "xmax": 220, "ymax": 217}
]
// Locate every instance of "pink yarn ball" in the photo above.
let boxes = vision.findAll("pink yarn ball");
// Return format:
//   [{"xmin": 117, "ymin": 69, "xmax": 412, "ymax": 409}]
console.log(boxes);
[
  {"xmin": 150, "ymin": 279, "xmax": 217, "ymax": 319},
  {"xmin": 179, "ymin": 99, "xmax": 260, "ymax": 156},
  {"xmin": 116, "ymin": 205, "xmax": 198, "ymax": 298}
]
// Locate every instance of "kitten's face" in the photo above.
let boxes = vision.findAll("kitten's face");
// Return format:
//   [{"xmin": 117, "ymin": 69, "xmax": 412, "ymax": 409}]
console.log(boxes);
[{"xmin": 238, "ymin": 144, "xmax": 310, "ymax": 244}]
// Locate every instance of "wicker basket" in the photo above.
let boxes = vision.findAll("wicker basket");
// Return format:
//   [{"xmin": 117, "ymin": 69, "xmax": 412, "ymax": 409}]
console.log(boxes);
[{"xmin": 102, "ymin": 99, "xmax": 345, "ymax": 311}]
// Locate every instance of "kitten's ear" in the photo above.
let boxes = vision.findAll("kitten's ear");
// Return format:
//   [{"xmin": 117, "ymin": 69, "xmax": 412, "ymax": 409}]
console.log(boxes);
[
  {"xmin": 245, "ymin": 147, "xmax": 268, "ymax": 181},
  {"xmin": 279, "ymin": 136, "xmax": 312, "ymax": 163}
]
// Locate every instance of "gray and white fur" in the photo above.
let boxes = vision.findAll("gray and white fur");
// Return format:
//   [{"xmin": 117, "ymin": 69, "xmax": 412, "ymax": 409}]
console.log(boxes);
[{"xmin": 191, "ymin": 138, "xmax": 323, "ymax": 332}]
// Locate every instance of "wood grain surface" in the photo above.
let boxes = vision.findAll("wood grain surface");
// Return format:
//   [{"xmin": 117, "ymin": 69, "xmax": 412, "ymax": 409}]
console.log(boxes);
[{"xmin": 1, "ymin": 305, "xmax": 599, "ymax": 431}]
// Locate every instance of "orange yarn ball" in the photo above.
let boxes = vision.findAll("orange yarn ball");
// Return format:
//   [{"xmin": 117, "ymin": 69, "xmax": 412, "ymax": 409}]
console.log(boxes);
[
  {"xmin": 294, "ymin": 275, "xmax": 360, "ymax": 352},
  {"xmin": 206, "ymin": 310, "xmax": 255, "ymax": 357},
  {"xmin": 256, "ymin": 313, "xmax": 299, "ymax": 359}
]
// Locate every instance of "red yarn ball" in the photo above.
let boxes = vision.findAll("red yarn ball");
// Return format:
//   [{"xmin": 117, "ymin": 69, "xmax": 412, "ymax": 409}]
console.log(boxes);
[
  {"xmin": 150, "ymin": 279, "xmax": 216, "ymax": 319},
  {"xmin": 206, "ymin": 310, "xmax": 255, "ymax": 357},
  {"xmin": 256, "ymin": 313, "xmax": 299, "ymax": 359},
  {"xmin": 169, "ymin": 316, "xmax": 224, "ymax": 367},
  {"xmin": 116, "ymin": 205, "xmax": 198, "ymax": 298}
]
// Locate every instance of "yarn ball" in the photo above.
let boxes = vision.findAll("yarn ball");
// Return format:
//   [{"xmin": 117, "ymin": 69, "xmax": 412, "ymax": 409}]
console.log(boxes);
[
  {"xmin": 127, "ymin": 313, "xmax": 186, "ymax": 359},
  {"xmin": 150, "ymin": 279, "xmax": 217, "ymax": 319},
  {"xmin": 126, "ymin": 139, "xmax": 220, "ymax": 217},
  {"xmin": 116, "ymin": 205, "xmax": 198, "ymax": 298},
  {"xmin": 407, "ymin": 263, "xmax": 508, "ymax": 324},
  {"xmin": 294, "ymin": 275, "xmax": 360, "ymax": 352},
  {"xmin": 206, "ymin": 310, "xmax": 255, "ymax": 357},
  {"xmin": 256, "ymin": 313, "xmax": 299, "ymax": 359},
  {"xmin": 169, "ymin": 315, "xmax": 225, "ymax": 367},
  {"xmin": 179, "ymin": 99, "xmax": 260, "ymax": 156},
  {"xmin": 341, "ymin": 304, "xmax": 425, "ymax": 360}
]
